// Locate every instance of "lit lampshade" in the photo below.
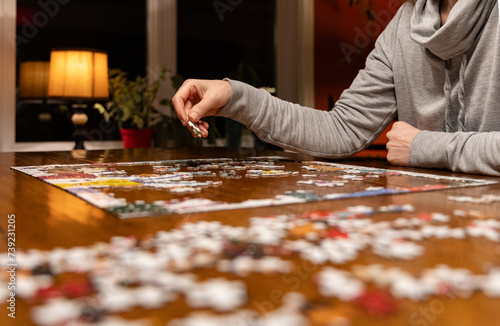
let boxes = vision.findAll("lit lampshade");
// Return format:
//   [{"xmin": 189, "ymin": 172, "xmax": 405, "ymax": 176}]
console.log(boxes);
[
  {"xmin": 47, "ymin": 49, "xmax": 109, "ymax": 150},
  {"xmin": 48, "ymin": 49, "xmax": 109, "ymax": 99},
  {"xmin": 18, "ymin": 61, "xmax": 50, "ymax": 99}
]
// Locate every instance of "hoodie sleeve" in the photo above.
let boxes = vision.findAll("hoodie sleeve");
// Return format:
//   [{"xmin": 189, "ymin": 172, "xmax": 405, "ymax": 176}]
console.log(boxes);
[
  {"xmin": 216, "ymin": 5, "xmax": 408, "ymax": 158},
  {"xmin": 410, "ymin": 131, "xmax": 500, "ymax": 176}
]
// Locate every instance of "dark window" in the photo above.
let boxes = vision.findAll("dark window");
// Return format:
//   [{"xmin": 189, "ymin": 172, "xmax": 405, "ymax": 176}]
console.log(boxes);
[
  {"xmin": 177, "ymin": 0, "xmax": 275, "ymax": 87},
  {"xmin": 15, "ymin": 0, "xmax": 147, "ymax": 143},
  {"xmin": 177, "ymin": 0, "xmax": 276, "ymax": 145}
]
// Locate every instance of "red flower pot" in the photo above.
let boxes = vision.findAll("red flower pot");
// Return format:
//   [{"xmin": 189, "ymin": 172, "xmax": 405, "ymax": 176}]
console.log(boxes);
[{"xmin": 120, "ymin": 128, "xmax": 153, "ymax": 149}]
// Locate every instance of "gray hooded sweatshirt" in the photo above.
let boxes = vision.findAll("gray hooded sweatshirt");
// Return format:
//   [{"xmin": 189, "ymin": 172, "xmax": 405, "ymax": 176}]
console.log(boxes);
[{"xmin": 218, "ymin": 0, "xmax": 500, "ymax": 176}]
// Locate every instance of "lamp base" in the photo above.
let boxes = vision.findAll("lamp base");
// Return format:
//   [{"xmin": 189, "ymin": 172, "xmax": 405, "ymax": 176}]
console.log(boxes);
[
  {"xmin": 72, "ymin": 129, "xmax": 85, "ymax": 150},
  {"xmin": 71, "ymin": 104, "xmax": 89, "ymax": 150}
]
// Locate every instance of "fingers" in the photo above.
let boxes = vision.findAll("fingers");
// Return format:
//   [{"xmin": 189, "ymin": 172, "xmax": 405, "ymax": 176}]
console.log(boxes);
[
  {"xmin": 198, "ymin": 121, "xmax": 209, "ymax": 138},
  {"xmin": 188, "ymin": 99, "xmax": 210, "ymax": 123},
  {"xmin": 172, "ymin": 79, "xmax": 207, "ymax": 124},
  {"xmin": 173, "ymin": 79, "xmax": 231, "ymax": 121},
  {"xmin": 172, "ymin": 79, "xmax": 231, "ymax": 139},
  {"xmin": 172, "ymin": 82, "xmax": 193, "ymax": 126},
  {"xmin": 187, "ymin": 120, "xmax": 210, "ymax": 138},
  {"xmin": 386, "ymin": 121, "xmax": 400, "ymax": 141}
]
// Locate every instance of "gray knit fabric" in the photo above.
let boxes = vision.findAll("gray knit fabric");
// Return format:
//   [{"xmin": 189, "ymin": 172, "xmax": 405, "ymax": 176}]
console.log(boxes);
[{"xmin": 217, "ymin": 0, "xmax": 500, "ymax": 176}]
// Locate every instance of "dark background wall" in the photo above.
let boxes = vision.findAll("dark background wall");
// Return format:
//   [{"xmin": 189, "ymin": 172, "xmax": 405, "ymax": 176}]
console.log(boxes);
[{"xmin": 314, "ymin": 0, "xmax": 403, "ymax": 110}]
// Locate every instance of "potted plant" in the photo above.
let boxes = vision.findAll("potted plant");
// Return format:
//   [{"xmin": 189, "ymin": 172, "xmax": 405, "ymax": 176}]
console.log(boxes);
[{"xmin": 93, "ymin": 69, "xmax": 169, "ymax": 148}]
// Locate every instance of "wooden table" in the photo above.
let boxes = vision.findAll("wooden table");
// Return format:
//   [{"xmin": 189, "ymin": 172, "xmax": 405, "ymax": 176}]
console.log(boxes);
[{"xmin": 1, "ymin": 148, "xmax": 499, "ymax": 326}]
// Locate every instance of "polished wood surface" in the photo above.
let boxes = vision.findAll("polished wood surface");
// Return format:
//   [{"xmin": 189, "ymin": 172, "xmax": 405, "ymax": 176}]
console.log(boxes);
[{"xmin": 1, "ymin": 148, "xmax": 500, "ymax": 326}]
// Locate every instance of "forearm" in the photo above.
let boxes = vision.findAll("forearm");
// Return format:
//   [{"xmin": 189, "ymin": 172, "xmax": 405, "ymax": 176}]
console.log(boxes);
[
  {"xmin": 410, "ymin": 131, "xmax": 500, "ymax": 176},
  {"xmin": 218, "ymin": 79, "xmax": 395, "ymax": 158}
]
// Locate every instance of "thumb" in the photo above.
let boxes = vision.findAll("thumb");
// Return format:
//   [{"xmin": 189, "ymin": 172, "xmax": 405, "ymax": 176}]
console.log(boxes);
[{"xmin": 188, "ymin": 99, "xmax": 211, "ymax": 122}]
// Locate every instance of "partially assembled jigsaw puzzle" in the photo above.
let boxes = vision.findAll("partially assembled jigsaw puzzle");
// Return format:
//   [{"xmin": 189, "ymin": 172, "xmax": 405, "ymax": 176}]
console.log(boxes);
[{"xmin": 12, "ymin": 156, "xmax": 496, "ymax": 218}]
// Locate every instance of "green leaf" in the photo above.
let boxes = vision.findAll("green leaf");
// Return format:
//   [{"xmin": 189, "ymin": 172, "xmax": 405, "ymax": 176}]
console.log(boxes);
[
  {"xmin": 133, "ymin": 115, "xmax": 145, "ymax": 129},
  {"xmin": 93, "ymin": 103, "xmax": 110, "ymax": 122}
]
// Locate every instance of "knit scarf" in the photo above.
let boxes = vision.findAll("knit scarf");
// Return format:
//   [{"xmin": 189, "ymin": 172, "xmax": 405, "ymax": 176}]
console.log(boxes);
[{"xmin": 410, "ymin": 0, "xmax": 497, "ymax": 60}]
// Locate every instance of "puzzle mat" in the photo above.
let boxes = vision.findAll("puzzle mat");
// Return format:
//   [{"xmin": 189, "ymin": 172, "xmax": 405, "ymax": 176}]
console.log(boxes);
[{"xmin": 12, "ymin": 157, "xmax": 497, "ymax": 219}]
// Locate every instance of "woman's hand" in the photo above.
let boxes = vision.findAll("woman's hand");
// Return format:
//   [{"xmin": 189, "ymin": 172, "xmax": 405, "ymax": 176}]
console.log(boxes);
[
  {"xmin": 386, "ymin": 121, "xmax": 421, "ymax": 166},
  {"xmin": 172, "ymin": 79, "xmax": 232, "ymax": 138}
]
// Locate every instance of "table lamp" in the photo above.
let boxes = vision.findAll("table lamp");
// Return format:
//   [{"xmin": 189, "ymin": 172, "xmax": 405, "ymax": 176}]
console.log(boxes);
[
  {"xmin": 19, "ymin": 61, "xmax": 50, "ymax": 99},
  {"xmin": 18, "ymin": 61, "xmax": 52, "ymax": 123},
  {"xmin": 47, "ymin": 49, "xmax": 109, "ymax": 149}
]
